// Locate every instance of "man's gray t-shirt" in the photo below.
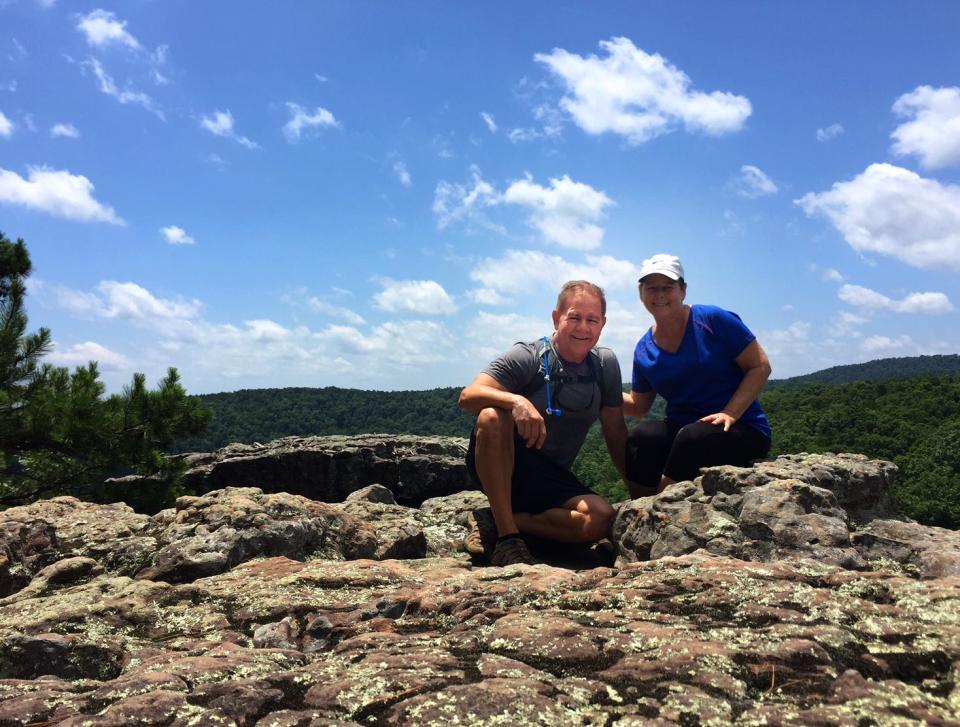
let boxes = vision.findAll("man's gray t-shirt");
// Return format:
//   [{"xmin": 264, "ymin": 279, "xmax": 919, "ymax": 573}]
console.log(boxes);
[{"xmin": 483, "ymin": 339, "xmax": 623, "ymax": 470}]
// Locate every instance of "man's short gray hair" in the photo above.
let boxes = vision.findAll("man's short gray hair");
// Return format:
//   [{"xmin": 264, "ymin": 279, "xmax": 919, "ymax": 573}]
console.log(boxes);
[{"xmin": 556, "ymin": 280, "xmax": 606, "ymax": 316}]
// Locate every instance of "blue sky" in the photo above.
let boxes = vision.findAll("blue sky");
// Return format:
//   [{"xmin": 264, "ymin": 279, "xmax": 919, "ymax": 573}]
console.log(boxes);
[{"xmin": 2, "ymin": 2, "xmax": 959, "ymax": 394}]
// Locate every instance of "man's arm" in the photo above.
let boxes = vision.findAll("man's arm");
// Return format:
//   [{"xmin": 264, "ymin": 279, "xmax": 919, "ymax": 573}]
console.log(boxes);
[
  {"xmin": 458, "ymin": 373, "xmax": 546, "ymax": 449},
  {"xmin": 598, "ymin": 405, "xmax": 628, "ymax": 482}
]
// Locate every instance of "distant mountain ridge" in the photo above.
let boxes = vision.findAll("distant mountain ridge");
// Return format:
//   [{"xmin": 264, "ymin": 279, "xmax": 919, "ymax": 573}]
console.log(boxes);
[{"xmin": 769, "ymin": 354, "xmax": 960, "ymax": 388}]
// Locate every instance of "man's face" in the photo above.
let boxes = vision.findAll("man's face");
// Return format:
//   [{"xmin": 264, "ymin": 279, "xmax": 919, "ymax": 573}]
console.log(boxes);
[{"xmin": 551, "ymin": 289, "xmax": 606, "ymax": 363}]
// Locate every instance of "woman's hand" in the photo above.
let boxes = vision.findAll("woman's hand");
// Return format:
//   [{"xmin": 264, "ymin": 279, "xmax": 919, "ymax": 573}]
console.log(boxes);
[
  {"xmin": 699, "ymin": 411, "xmax": 737, "ymax": 432},
  {"xmin": 512, "ymin": 395, "xmax": 547, "ymax": 448}
]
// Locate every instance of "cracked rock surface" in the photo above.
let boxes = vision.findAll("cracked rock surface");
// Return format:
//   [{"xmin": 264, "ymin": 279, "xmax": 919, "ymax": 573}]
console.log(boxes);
[{"xmin": 0, "ymin": 439, "xmax": 958, "ymax": 725}]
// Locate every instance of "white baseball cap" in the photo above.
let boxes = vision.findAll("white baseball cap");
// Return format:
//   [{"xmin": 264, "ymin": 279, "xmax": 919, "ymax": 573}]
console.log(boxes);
[{"xmin": 639, "ymin": 253, "xmax": 685, "ymax": 282}]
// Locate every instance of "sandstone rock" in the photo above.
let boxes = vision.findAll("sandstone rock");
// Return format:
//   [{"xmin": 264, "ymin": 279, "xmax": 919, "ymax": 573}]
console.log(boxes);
[
  {"xmin": 135, "ymin": 487, "xmax": 378, "ymax": 582},
  {"xmin": 614, "ymin": 453, "xmax": 900, "ymax": 572},
  {"xmin": 180, "ymin": 434, "xmax": 471, "ymax": 506},
  {"xmin": 0, "ymin": 551, "xmax": 957, "ymax": 724}
]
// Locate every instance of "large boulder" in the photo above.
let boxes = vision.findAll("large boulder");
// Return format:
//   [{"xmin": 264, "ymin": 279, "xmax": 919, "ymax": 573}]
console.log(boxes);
[
  {"xmin": 612, "ymin": 452, "xmax": 960, "ymax": 579},
  {"xmin": 180, "ymin": 434, "xmax": 472, "ymax": 506}
]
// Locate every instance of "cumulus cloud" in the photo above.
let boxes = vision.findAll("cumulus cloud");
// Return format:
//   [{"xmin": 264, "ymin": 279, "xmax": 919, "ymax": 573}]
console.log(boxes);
[
  {"xmin": 809, "ymin": 264, "xmax": 844, "ymax": 283},
  {"xmin": 200, "ymin": 109, "xmax": 257, "ymax": 148},
  {"xmin": 480, "ymin": 111, "xmax": 497, "ymax": 133},
  {"xmin": 84, "ymin": 58, "xmax": 163, "ymax": 119},
  {"xmin": 796, "ymin": 163, "xmax": 960, "ymax": 271},
  {"xmin": 838, "ymin": 284, "xmax": 953, "ymax": 314},
  {"xmin": 816, "ymin": 123, "xmax": 844, "ymax": 142},
  {"xmin": 0, "ymin": 166, "xmax": 123, "ymax": 224},
  {"xmin": 732, "ymin": 165, "xmax": 778, "ymax": 198},
  {"xmin": 827, "ymin": 311, "xmax": 870, "ymax": 339},
  {"xmin": 503, "ymin": 175, "xmax": 613, "ymax": 250},
  {"xmin": 433, "ymin": 166, "xmax": 502, "ymax": 232},
  {"xmin": 467, "ymin": 287, "xmax": 509, "ymax": 306},
  {"xmin": 322, "ymin": 320, "xmax": 455, "ymax": 366},
  {"xmin": 891, "ymin": 85, "xmax": 960, "ymax": 169},
  {"xmin": 393, "ymin": 160, "xmax": 412, "ymax": 187},
  {"xmin": 282, "ymin": 103, "xmax": 338, "ymax": 142},
  {"xmin": 373, "ymin": 279, "xmax": 457, "ymax": 316},
  {"xmin": 861, "ymin": 334, "xmax": 916, "ymax": 355},
  {"xmin": 76, "ymin": 9, "xmax": 141, "ymax": 50},
  {"xmin": 161, "ymin": 225, "xmax": 195, "ymax": 245},
  {"xmin": 307, "ymin": 297, "xmax": 365, "ymax": 326},
  {"xmin": 535, "ymin": 36, "xmax": 751, "ymax": 144},
  {"xmin": 48, "ymin": 340, "xmax": 129, "ymax": 370},
  {"xmin": 50, "ymin": 122, "xmax": 79, "ymax": 138},
  {"xmin": 470, "ymin": 249, "xmax": 642, "ymax": 297},
  {"xmin": 464, "ymin": 311, "xmax": 546, "ymax": 360},
  {"xmin": 0, "ymin": 111, "xmax": 12, "ymax": 138},
  {"xmin": 58, "ymin": 281, "xmax": 202, "ymax": 320}
]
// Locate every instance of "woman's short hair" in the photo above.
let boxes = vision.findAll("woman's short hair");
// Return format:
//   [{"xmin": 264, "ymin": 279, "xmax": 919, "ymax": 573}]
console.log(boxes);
[{"xmin": 556, "ymin": 280, "xmax": 606, "ymax": 316}]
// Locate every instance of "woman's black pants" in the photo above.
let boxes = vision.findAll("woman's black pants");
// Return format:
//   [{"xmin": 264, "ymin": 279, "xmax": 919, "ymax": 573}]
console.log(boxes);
[{"xmin": 626, "ymin": 419, "xmax": 771, "ymax": 488}]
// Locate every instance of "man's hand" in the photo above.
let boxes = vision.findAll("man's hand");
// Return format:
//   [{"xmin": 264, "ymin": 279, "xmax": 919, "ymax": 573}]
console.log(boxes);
[
  {"xmin": 699, "ymin": 412, "xmax": 736, "ymax": 432},
  {"xmin": 512, "ymin": 395, "xmax": 546, "ymax": 449}
]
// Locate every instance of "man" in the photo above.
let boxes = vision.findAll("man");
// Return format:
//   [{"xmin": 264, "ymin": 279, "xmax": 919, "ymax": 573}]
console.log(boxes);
[{"xmin": 458, "ymin": 280, "xmax": 629, "ymax": 566}]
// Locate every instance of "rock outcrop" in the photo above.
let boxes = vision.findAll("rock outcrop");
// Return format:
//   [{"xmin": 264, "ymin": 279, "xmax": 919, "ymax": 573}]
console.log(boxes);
[
  {"xmin": 0, "ymin": 437, "xmax": 958, "ymax": 725},
  {"xmin": 179, "ymin": 434, "xmax": 471, "ymax": 506}
]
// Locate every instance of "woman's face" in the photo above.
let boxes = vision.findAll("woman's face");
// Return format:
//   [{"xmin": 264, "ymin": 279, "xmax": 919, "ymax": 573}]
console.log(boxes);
[{"xmin": 639, "ymin": 273, "xmax": 686, "ymax": 318}]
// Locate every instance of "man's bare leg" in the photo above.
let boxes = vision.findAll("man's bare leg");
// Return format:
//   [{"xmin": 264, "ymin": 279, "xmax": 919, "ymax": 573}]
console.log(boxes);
[
  {"xmin": 472, "ymin": 407, "xmax": 520, "ymax": 536},
  {"xmin": 514, "ymin": 494, "xmax": 615, "ymax": 543}
]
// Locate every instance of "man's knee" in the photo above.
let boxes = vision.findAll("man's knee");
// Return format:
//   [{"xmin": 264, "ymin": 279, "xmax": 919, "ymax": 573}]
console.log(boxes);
[
  {"xmin": 576, "ymin": 496, "xmax": 615, "ymax": 541},
  {"xmin": 475, "ymin": 407, "xmax": 513, "ymax": 440}
]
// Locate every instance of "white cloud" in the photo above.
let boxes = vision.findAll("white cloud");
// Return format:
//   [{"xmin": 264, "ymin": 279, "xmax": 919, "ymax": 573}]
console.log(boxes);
[
  {"xmin": 161, "ymin": 225, "xmax": 195, "ymax": 245},
  {"xmin": 758, "ymin": 321, "xmax": 812, "ymax": 363},
  {"xmin": 393, "ymin": 160, "xmax": 412, "ymax": 187},
  {"xmin": 816, "ymin": 123, "xmax": 845, "ymax": 142},
  {"xmin": 503, "ymin": 175, "xmax": 613, "ymax": 250},
  {"xmin": 49, "ymin": 341, "xmax": 129, "ymax": 370},
  {"xmin": 467, "ymin": 287, "xmax": 509, "ymax": 306},
  {"xmin": 470, "ymin": 249, "xmax": 642, "ymax": 297},
  {"xmin": 535, "ymin": 36, "xmax": 751, "ymax": 145},
  {"xmin": 480, "ymin": 111, "xmax": 497, "ymax": 133},
  {"xmin": 323, "ymin": 320, "xmax": 455, "ymax": 365},
  {"xmin": 861, "ymin": 334, "xmax": 916, "ymax": 355},
  {"xmin": 94, "ymin": 281, "xmax": 203, "ymax": 320},
  {"xmin": 282, "ymin": 102, "xmax": 338, "ymax": 142},
  {"xmin": 373, "ymin": 279, "xmax": 457, "ymax": 316},
  {"xmin": 50, "ymin": 122, "xmax": 79, "ymax": 138},
  {"xmin": 433, "ymin": 166, "xmax": 502, "ymax": 232},
  {"xmin": 307, "ymin": 297, "xmax": 365, "ymax": 326},
  {"xmin": 809, "ymin": 264, "xmax": 844, "ymax": 283},
  {"xmin": 0, "ymin": 111, "xmax": 12, "ymax": 138},
  {"xmin": 732, "ymin": 165, "xmax": 778, "ymax": 198},
  {"xmin": 838, "ymin": 284, "xmax": 953, "ymax": 314},
  {"xmin": 827, "ymin": 311, "xmax": 870, "ymax": 339},
  {"xmin": 891, "ymin": 85, "xmax": 960, "ymax": 169},
  {"xmin": 464, "ymin": 311, "xmax": 546, "ymax": 361},
  {"xmin": 0, "ymin": 166, "xmax": 123, "ymax": 224},
  {"xmin": 796, "ymin": 163, "xmax": 960, "ymax": 271},
  {"xmin": 84, "ymin": 58, "xmax": 163, "ymax": 119},
  {"xmin": 200, "ymin": 109, "xmax": 257, "ymax": 148},
  {"xmin": 76, "ymin": 9, "xmax": 141, "ymax": 50}
]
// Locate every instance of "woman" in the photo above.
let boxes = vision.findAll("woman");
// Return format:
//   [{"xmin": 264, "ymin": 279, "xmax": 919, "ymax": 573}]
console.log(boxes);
[{"xmin": 623, "ymin": 253, "xmax": 772, "ymax": 497}]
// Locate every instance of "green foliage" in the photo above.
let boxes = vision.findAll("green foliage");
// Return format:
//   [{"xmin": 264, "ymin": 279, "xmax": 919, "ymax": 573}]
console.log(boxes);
[
  {"xmin": 174, "ymin": 386, "xmax": 475, "ymax": 452},
  {"xmin": 0, "ymin": 232, "xmax": 211, "ymax": 511}
]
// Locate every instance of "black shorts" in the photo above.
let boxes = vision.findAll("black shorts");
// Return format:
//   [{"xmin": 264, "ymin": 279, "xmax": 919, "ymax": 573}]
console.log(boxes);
[
  {"xmin": 465, "ymin": 430, "xmax": 597, "ymax": 515},
  {"xmin": 626, "ymin": 419, "xmax": 771, "ymax": 486}
]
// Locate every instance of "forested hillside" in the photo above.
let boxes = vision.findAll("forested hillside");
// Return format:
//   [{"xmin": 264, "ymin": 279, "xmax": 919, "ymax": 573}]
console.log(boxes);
[
  {"xmin": 175, "ymin": 387, "xmax": 475, "ymax": 452},
  {"xmin": 766, "ymin": 354, "xmax": 960, "ymax": 389}
]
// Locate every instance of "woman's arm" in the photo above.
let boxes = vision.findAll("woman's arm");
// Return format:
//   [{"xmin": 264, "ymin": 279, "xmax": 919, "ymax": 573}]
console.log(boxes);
[
  {"xmin": 622, "ymin": 389, "xmax": 656, "ymax": 420},
  {"xmin": 699, "ymin": 339, "xmax": 772, "ymax": 431}
]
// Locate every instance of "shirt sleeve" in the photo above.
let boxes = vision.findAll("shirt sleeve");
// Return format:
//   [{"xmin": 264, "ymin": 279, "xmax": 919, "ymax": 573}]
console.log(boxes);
[
  {"xmin": 597, "ymin": 348, "xmax": 624, "ymax": 408},
  {"xmin": 483, "ymin": 342, "xmax": 539, "ymax": 393},
  {"xmin": 709, "ymin": 307, "xmax": 757, "ymax": 360}
]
